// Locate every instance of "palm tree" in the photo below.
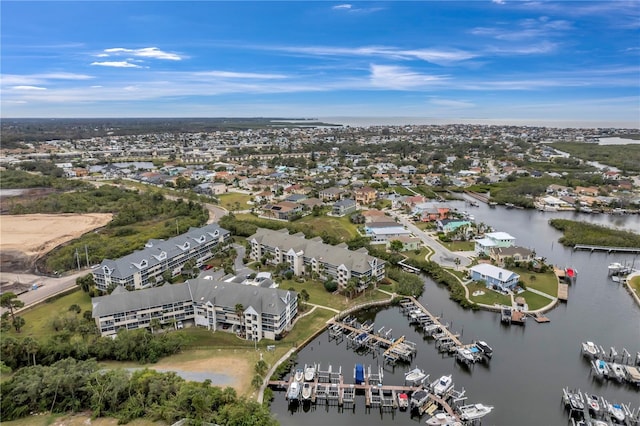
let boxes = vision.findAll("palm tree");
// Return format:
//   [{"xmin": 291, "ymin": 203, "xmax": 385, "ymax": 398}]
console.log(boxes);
[
  {"xmin": 23, "ymin": 336, "xmax": 39, "ymax": 365},
  {"xmin": 149, "ymin": 318, "xmax": 162, "ymax": 334},
  {"xmin": 234, "ymin": 303, "xmax": 244, "ymax": 335}
]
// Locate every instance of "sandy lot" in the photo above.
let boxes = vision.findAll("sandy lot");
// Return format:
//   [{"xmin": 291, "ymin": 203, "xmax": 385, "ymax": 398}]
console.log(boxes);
[{"xmin": 0, "ymin": 213, "xmax": 113, "ymax": 255}]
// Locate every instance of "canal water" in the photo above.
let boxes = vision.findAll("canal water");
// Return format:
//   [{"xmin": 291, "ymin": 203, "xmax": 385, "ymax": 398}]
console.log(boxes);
[{"xmin": 270, "ymin": 203, "xmax": 640, "ymax": 426}]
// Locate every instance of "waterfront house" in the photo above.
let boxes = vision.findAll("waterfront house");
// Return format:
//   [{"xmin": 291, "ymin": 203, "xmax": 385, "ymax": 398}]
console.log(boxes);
[
  {"xmin": 469, "ymin": 264, "xmax": 520, "ymax": 292},
  {"xmin": 437, "ymin": 219, "xmax": 472, "ymax": 233},
  {"xmin": 91, "ymin": 277, "xmax": 297, "ymax": 340},
  {"xmin": 489, "ymin": 246, "xmax": 535, "ymax": 267},
  {"xmin": 475, "ymin": 231, "xmax": 516, "ymax": 255}
]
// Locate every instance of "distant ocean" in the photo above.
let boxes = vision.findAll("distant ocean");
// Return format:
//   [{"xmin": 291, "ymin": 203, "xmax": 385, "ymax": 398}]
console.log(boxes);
[{"xmin": 317, "ymin": 116, "xmax": 640, "ymax": 130}]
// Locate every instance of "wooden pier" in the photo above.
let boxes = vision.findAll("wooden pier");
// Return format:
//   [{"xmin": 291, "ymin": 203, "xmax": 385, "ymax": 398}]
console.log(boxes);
[
  {"xmin": 554, "ymin": 267, "xmax": 569, "ymax": 301},
  {"xmin": 400, "ymin": 297, "xmax": 462, "ymax": 346},
  {"xmin": 574, "ymin": 244, "xmax": 640, "ymax": 254}
]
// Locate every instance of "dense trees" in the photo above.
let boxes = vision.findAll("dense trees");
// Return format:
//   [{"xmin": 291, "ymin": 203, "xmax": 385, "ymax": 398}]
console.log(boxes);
[
  {"xmin": 549, "ymin": 219, "xmax": 640, "ymax": 248},
  {"xmin": 0, "ymin": 358, "xmax": 277, "ymax": 425}
]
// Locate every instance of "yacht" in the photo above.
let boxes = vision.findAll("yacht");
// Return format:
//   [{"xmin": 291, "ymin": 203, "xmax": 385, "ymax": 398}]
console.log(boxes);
[
  {"xmin": 405, "ymin": 367, "xmax": 427, "ymax": 384},
  {"xmin": 592, "ymin": 359, "xmax": 610, "ymax": 377},
  {"xmin": 608, "ymin": 403, "xmax": 626, "ymax": 423},
  {"xmin": 456, "ymin": 348, "xmax": 476, "ymax": 365},
  {"xmin": 287, "ymin": 381, "xmax": 300, "ymax": 401},
  {"xmin": 458, "ymin": 403, "xmax": 494, "ymax": 421},
  {"xmin": 474, "ymin": 340, "xmax": 493, "ymax": 358},
  {"xmin": 610, "ymin": 363, "xmax": 627, "ymax": 382},
  {"xmin": 397, "ymin": 392, "xmax": 409, "ymax": 410},
  {"xmin": 301, "ymin": 382, "xmax": 312, "ymax": 401},
  {"xmin": 304, "ymin": 364, "xmax": 316, "ymax": 382},
  {"xmin": 410, "ymin": 388, "xmax": 430, "ymax": 410},
  {"xmin": 581, "ymin": 341, "xmax": 599, "ymax": 358},
  {"xmin": 294, "ymin": 368, "xmax": 304, "ymax": 382},
  {"xmin": 431, "ymin": 374, "xmax": 454, "ymax": 397},
  {"xmin": 425, "ymin": 412, "xmax": 463, "ymax": 426}
]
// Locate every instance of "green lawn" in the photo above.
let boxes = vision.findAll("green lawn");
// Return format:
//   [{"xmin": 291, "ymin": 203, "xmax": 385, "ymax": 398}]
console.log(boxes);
[
  {"xmin": 218, "ymin": 192, "xmax": 252, "ymax": 210},
  {"xmin": 414, "ymin": 221, "xmax": 436, "ymax": 231},
  {"xmin": 297, "ymin": 214, "xmax": 359, "ymax": 241},
  {"xmin": 517, "ymin": 290, "xmax": 554, "ymax": 311},
  {"xmin": 390, "ymin": 186, "xmax": 415, "ymax": 196},
  {"xmin": 278, "ymin": 279, "xmax": 390, "ymax": 311},
  {"xmin": 515, "ymin": 268, "xmax": 558, "ymax": 297},
  {"xmin": 467, "ymin": 282, "xmax": 511, "ymax": 306},
  {"xmin": 440, "ymin": 241, "xmax": 475, "ymax": 252},
  {"xmin": 629, "ymin": 276, "xmax": 640, "ymax": 300},
  {"xmin": 6, "ymin": 289, "xmax": 91, "ymax": 339},
  {"xmin": 404, "ymin": 247, "xmax": 432, "ymax": 263}
]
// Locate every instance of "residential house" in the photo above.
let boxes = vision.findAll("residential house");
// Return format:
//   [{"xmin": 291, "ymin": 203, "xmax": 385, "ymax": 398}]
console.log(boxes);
[
  {"xmin": 475, "ymin": 231, "xmax": 516, "ymax": 255},
  {"xmin": 92, "ymin": 223, "xmax": 230, "ymax": 293},
  {"xmin": 365, "ymin": 224, "xmax": 412, "ymax": 244},
  {"xmin": 262, "ymin": 201, "xmax": 302, "ymax": 221},
  {"xmin": 319, "ymin": 187, "xmax": 345, "ymax": 202},
  {"xmin": 332, "ymin": 198, "xmax": 357, "ymax": 216},
  {"xmin": 91, "ymin": 278, "xmax": 297, "ymax": 340},
  {"xmin": 390, "ymin": 236, "xmax": 422, "ymax": 252},
  {"xmin": 489, "ymin": 246, "xmax": 535, "ymax": 267},
  {"xmin": 437, "ymin": 219, "xmax": 471, "ymax": 233},
  {"xmin": 354, "ymin": 186, "xmax": 377, "ymax": 205},
  {"xmin": 248, "ymin": 228, "xmax": 385, "ymax": 288},
  {"xmin": 469, "ymin": 264, "xmax": 520, "ymax": 292}
]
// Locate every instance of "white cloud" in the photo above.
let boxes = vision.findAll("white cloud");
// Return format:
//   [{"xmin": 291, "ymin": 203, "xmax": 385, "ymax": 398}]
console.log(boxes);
[
  {"xmin": 192, "ymin": 70, "xmax": 287, "ymax": 79},
  {"xmin": 430, "ymin": 98, "xmax": 475, "ymax": 108},
  {"xmin": 11, "ymin": 85, "xmax": 47, "ymax": 91},
  {"xmin": 370, "ymin": 64, "xmax": 447, "ymax": 89},
  {"xmin": 331, "ymin": 3, "xmax": 383, "ymax": 13},
  {"xmin": 332, "ymin": 4, "xmax": 352, "ymax": 10},
  {"xmin": 101, "ymin": 47, "xmax": 183, "ymax": 61},
  {"xmin": 492, "ymin": 0, "xmax": 505, "ymax": 4},
  {"xmin": 1, "ymin": 73, "xmax": 93, "ymax": 86},
  {"xmin": 90, "ymin": 61, "xmax": 143, "ymax": 68}
]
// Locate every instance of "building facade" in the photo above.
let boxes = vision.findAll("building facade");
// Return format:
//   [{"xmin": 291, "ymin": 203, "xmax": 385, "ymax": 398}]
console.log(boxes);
[
  {"xmin": 91, "ymin": 278, "xmax": 298, "ymax": 340},
  {"xmin": 469, "ymin": 263, "xmax": 520, "ymax": 291},
  {"xmin": 92, "ymin": 223, "xmax": 230, "ymax": 292},
  {"xmin": 248, "ymin": 228, "xmax": 385, "ymax": 288}
]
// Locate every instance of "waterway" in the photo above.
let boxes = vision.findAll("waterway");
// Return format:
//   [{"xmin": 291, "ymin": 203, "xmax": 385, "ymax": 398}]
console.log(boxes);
[{"xmin": 270, "ymin": 202, "xmax": 640, "ymax": 426}]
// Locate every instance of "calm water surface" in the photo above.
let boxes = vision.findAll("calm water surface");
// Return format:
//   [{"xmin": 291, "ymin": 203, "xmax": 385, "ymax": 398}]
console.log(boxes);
[{"xmin": 270, "ymin": 203, "xmax": 640, "ymax": 426}]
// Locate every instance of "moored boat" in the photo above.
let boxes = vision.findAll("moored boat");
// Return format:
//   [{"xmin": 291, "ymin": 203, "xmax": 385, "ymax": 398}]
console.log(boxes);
[
  {"xmin": 431, "ymin": 374, "xmax": 454, "ymax": 397},
  {"xmin": 287, "ymin": 381, "xmax": 300, "ymax": 401},
  {"xmin": 397, "ymin": 392, "xmax": 409, "ymax": 410},
  {"xmin": 294, "ymin": 368, "xmax": 304, "ymax": 382},
  {"xmin": 474, "ymin": 340, "xmax": 493, "ymax": 358},
  {"xmin": 410, "ymin": 387, "xmax": 430, "ymax": 410},
  {"xmin": 586, "ymin": 393, "xmax": 601, "ymax": 413},
  {"xmin": 564, "ymin": 267, "xmax": 577, "ymax": 284},
  {"xmin": 405, "ymin": 367, "xmax": 427, "ymax": 384},
  {"xmin": 581, "ymin": 341, "xmax": 599, "ymax": 358},
  {"xmin": 592, "ymin": 359, "xmax": 610, "ymax": 377},
  {"xmin": 354, "ymin": 363, "xmax": 364, "ymax": 385},
  {"xmin": 608, "ymin": 403, "xmax": 626, "ymax": 423},
  {"xmin": 458, "ymin": 403, "xmax": 494, "ymax": 421},
  {"xmin": 610, "ymin": 363, "xmax": 626, "ymax": 382},
  {"xmin": 425, "ymin": 412, "xmax": 462, "ymax": 426},
  {"xmin": 301, "ymin": 382, "xmax": 312, "ymax": 401},
  {"xmin": 304, "ymin": 364, "xmax": 316, "ymax": 382}
]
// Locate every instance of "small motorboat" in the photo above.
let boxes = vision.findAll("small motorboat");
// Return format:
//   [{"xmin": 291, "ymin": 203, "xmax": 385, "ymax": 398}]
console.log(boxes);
[
  {"xmin": 592, "ymin": 359, "xmax": 610, "ymax": 377},
  {"xmin": 431, "ymin": 374, "xmax": 454, "ymax": 397},
  {"xmin": 404, "ymin": 367, "xmax": 427, "ymax": 384},
  {"xmin": 287, "ymin": 381, "xmax": 300, "ymax": 401},
  {"xmin": 397, "ymin": 392, "xmax": 409, "ymax": 411},
  {"xmin": 458, "ymin": 403, "xmax": 494, "ymax": 421},
  {"xmin": 581, "ymin": 341, "xmax": 599, "ymax": 358},
  {"xmin": 425, "ymin": 412, "xmax": 462, "ymax": 426},
  {"xmin": 608, "ymin": 403, "xmax": 626, "ymax": 423},
  {"xmin": 474, "ymin": 340, "xmax": 493, "ymax": 358},
  {"xmin": 456, "ymin": 348, "xmax": 475, "ymax": 365},
  {"xmin": 564, "ymin": 267, "xmax": 577, "ymax": 284},
  {"xmin": 586, "ymin": 393, "xmax": 600, "ymax": 413},
  {"xmin": 294, "ymin": 368, "xmax": 304, "ymax": 382},
  {"xmin": 304, "ymin": 364, "xmax": 316, "ymax": 382},
  {"xmin": 610, "ymin": 363, "xmax": 627, "ymax": 382},
  {"xmin": 301, "ymin": 382, "xmax": 312, "ymax": 401},
  {"xmin": 410, "ymin": 388, "xmax": 430, "ymax": 410}
]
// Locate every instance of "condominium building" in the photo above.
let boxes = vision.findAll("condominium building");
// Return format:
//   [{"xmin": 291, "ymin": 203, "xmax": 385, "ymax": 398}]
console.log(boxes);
[
  {"xmin": 248, "ymin": 228, "xmax": 385, "ymax": 287},
  {"xmin": 91, "ymin": 277, "xmax": 298, "ymax": 340},
  {"xmin": 92, "ymin": 223, "xmax": 230, "ymax": 292}
]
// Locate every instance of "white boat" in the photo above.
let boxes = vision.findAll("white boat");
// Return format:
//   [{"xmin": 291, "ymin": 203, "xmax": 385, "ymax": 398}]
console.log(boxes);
[
  {"xmin": 397, "ymin": 392, "xmax": 409, "ymax": 410},
  {"xmin": 294, "ymin": 368, "xmax": 304, "ymax": 382},
  {"xmin": 410, "ymin": 388, "xmax": 430, "ymax": 409},
  {"xmin": 592, "ymin": 359, "xmax": 610, "ymax": 377},
  {"xmin": 431, "ymin": 374, "xmax": 454, "ymax": 397},
  {"xmin": 458, "ymin": 403, "xmax": 494, "ymax": 421},
  {"xmin": 474, "ymin": 340, "xmax": 493, "ymax": 358},
  {"xmin": 304, "ymin": 364, "xmax": 316, "ymax": 382},
  {"xmin": 405, "ymin": 367, "xmax": 427, "ymax": 384},
  {"xmin": 610, "ymin": 363, "xmax": 626, "ymax": 382},
  {"xmin": 301, "ymin": 382, "xmax": 312, "ymax": 400},
  {"xmin": 608, "ymin": 403, "xmax": 626, "ymax": 423},
  {"xmin": 425, "ymin": 412, "xmax": 463, "ymax": 426},
  {"xmin": 456, "ymin": 348, "xmax": 475, "ymax": 364},
  {"xmin": 287, "ymin": 381, "xmax": 300, "ymax": 401},
  {"xmin": 581, "ymin": 341, "xmax": 599, "ymax": 358},
  {"xmin": 586, "ymin": 393, "xmax": 600, "ymax": 413},
  {"xmin": 608, "ymin": 262, "xmax": 624, "ymax": 273}
]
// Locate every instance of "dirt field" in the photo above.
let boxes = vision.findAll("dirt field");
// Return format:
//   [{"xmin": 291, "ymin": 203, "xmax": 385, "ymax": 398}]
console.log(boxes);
[{"xmin": 0, "ymin": 213, "xmax": 112, "ymax": 272}]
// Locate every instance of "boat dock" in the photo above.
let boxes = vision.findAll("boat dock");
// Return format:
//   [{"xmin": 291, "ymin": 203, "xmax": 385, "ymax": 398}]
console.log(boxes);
[
  {"xmin": 554, "ymin": 267, "xmax": 569, "ymax": 301},
  {"xmin": 562, "ymin": 387, "xmax": 640, "ymax": 425},
  {"xmin": 574, "ymin": 244, "xmax": 640, "ymax": 254}
]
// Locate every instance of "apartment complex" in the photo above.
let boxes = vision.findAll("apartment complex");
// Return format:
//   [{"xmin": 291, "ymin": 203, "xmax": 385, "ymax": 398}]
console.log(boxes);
[
  {"xmin": 92, "ymin": 223, "xmax": 230, "ymax": 292},
  {"xmin": 91, "ymin": 277, "xmax": 298, "ymax": 340},
  {"xmin": 248, "ymin": 228, "xmax": 385, "ymax": 287}
]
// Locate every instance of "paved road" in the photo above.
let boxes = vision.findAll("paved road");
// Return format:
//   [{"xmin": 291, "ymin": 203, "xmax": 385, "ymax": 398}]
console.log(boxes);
[{"xmin": 388, "ymin": 210, "xmax": 472, "ymax": 269}]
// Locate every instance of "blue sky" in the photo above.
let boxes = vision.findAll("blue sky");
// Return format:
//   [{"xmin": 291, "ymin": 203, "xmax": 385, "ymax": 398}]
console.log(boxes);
[{"xmin": 2, "ymin": 1, "xmax": 639, "ymax": 124}]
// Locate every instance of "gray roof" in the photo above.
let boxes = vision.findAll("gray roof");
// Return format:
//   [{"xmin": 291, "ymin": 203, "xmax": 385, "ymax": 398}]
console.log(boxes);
[
  {"xmin": 95, "ymin": 223, "xmax": 229, "ymax": 279},
  {"xmin": 250, "ymin": 228, "xmax": 383, "ymax": 274},
  {"xmin": 92, "ymin": 278, "xmax": 295, "ymax": 318}
]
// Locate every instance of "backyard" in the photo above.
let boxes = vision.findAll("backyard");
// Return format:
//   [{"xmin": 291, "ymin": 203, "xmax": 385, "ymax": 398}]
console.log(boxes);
[
  {"xmin": 514, "ymin": 267, "xmax": 558, "ymax": 297},
  {"xmin": 466, "ymin": 281, "xmax": 511, "ymax": 307},
  {"xmin": 217, "ymin": 192, "xmax": 252, "ymax": 211}
]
